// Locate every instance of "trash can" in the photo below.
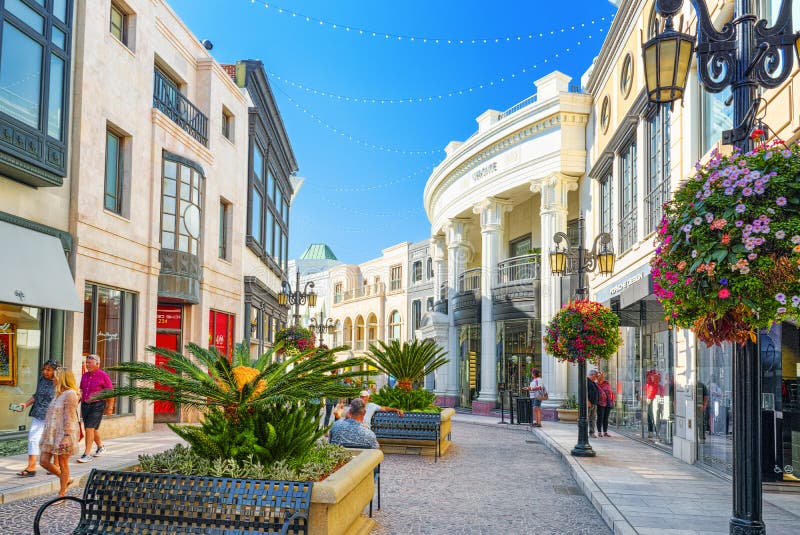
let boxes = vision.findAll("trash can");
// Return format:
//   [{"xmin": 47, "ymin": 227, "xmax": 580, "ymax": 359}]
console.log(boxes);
[{"xmin": 515, "ymin": 396, "xmax": 532, "ymax": 425}]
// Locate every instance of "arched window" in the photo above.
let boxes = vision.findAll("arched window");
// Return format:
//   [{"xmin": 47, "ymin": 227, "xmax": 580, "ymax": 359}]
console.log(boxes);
[
  {"xmin": 367, "ymin": 313, "xmax": 378, "ymax": 347},
  {"xmin": 343, "ymin": 317, "xmax": 353, "ymax": 347},
  {"xmin": 388, "ymin": 311, "xmax": 402, "ymax": 341},
  {"xmin": 355, "ymin": 315, "xmax": 365, "ymax": 350}
]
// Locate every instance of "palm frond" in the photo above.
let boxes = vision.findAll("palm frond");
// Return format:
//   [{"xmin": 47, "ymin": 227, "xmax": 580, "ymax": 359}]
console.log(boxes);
[{"xmin": 366, "ymin": 339, "xmax": 449, "ymax": 384}]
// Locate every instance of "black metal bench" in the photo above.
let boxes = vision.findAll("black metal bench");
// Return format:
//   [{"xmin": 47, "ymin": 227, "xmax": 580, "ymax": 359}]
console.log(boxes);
[
  {"xmin": 371, "ymin": 411, "xmax": 443, "ymax": 461},
  {"xmin": 33, "ymin": 468, "xmax": 313, "ymax": 535}
]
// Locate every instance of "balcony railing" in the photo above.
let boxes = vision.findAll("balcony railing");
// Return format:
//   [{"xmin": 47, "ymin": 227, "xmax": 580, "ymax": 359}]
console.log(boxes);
[
  {"xmin": 439, "ymin": 281, "xmax": 448, "ymax": 301},
  {"xmin": 496, "ymin": 254, "xmax": 541, "ymax": 285},
  {"xmin": 338, "ymin": 283, "xmax": 385, "ymax": 304},
  {"xmin": 645, "ymin": 179, "xmax": 671, "ymax": 235},
  {"xmin": 619, "ymin": 210, "xmax": 638, "ymax": 253},
  {"xmin": 153, "ymin": 70, "xmax": 208, "ymax": 146},
  {"xmin": 457, "ymin": 268, "xmax": 482, "ymax": 293}
]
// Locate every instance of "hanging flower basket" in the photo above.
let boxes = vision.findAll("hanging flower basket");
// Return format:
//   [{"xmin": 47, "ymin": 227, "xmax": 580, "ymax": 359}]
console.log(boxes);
[
  {"xmin": 275, "ymin": 325, "xmax": 316, "ymax": 355},
  {"xmin": 543, "ymin": 300, "xmax": 622, "ymax": 364},
  {"xmin": 651, "ymin": 134, "xmax": 800, "ymax": 345}
]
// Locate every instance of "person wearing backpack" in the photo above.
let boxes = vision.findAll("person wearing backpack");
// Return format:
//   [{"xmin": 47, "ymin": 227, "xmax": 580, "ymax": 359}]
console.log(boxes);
[{"xmin": 523, "ymin": 368, "xmax": 546, "ymax": 428}]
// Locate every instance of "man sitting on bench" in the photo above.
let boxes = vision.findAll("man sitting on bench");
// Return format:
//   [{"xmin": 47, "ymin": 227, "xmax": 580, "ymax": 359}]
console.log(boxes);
[{"xmin": 329, "ymin": 399, "xmax": 379, "ymax": 449}]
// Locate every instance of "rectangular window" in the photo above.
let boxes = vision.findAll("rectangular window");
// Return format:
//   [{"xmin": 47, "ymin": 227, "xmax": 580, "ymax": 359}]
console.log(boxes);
[
  {"xmin": 618, "ymin": 142, "xmax": 638, "ymax": 253},
  {"xmin": 600, "ymin": 173, "xmax": 613, "ymax": 235},
  {"xmin": 412, "ymin": 300, "xmax": 422, "ymax": 331},
  {"xmin": 412, "ymin": 261, "xmax": 423, "ymax": 283},
  {"xmin": 646, "ymin": 106, "xmax": 671, "ymax": 234},
  {"xmin": 110, "ymin": 2, "xmax": 126, "ymax": 44},
  {"xmin": 221, "ymin": 107, "xmax": 234, "ymax": 141},
  {"xmin": 426, "ymin": 258, "xmax": 434, "ymax": 279},
  {"xmin": 253, "ymin": 144, "xmax": 264, "ymax": 183},
  {"xmin": 427, "ymin": 297, "xmax": 434, "ymax": 311},
  {"xmin": 390, "ymin": 265, "xmax": 402, "ymax": 291},
  {"xmin": 218, "ymin": 200, "xmax": 230, "ymax": 260},
  {"xmin": 251, "ymin": 190, "xmax": 262, "ymax": 244},
  {"xmin": 700, "ymin": 86, "xmax": 732, "ymax": 156},
  {"xmin": 82, "ymin": 282, "xmax": 137, "ymax": 416},
  {"xmin": 104, "ymin": 129, "xmax": 123, "ymax": 213}
]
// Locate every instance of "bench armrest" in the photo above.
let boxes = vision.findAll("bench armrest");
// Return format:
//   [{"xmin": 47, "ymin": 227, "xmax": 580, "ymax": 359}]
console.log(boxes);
[
  {"xmin": 280, "ymin": 510, "xmax": 309, "ymax": 535},
  {"xmin": 34, "ymin": 496, "xmax": 86, "ymax": 535}
]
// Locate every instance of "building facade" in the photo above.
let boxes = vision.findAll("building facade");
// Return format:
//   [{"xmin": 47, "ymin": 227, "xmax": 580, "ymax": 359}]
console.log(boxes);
[
  {"xmin": 583, "ymin": 0, "xmax": 800, "ymax": 484},
  {"xmin": 0, "ymin": 0, "xmax": 82, "ymax": 440},
  {"xmin": 423, "ymin": 72, "xmax": 592, "ymax": 414}
]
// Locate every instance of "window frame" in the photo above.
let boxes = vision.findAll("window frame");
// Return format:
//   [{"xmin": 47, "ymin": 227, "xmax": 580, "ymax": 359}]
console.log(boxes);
[
  {"xmin": 599, "ymin": 170, "xmax": 613, "ymax": 236},
  {"xmin": 0, "ymin": 0, "xmax": 73, "ymax": 186},
  {"xmin": 388, "ymin": 311, "xmax": 402, "ymax": 341},
  {"xmin": 104, "ymin": 128, "xmax": 124, "ymax": 214},
  {"xmin": 221, "ymin": 106, "xmax": 234, "ymax": 141},
  {"xmin": 160, "ymin": 153, "xmax": 204, "ymax": 255},
  {"xmin": 618, "ymin": 141, "xmax": 638, "ymax": 253},
  {"xmin": 645, "ymin": 105, "xmax": 671, "ymax": 235},
  {"xmin": 109, "ymin": 1, "xmax": 127, "ymax": 45},
  {"xmin": 390, "ymin": 264, "xmax": 402, "ymax": 291},
  {"xmin": 412, "ymin": 260, "xmax": 423, "ymax": 283},
  {"xmin": 218, "ymin": 199, "xmax": 231, "ymax": 260}
]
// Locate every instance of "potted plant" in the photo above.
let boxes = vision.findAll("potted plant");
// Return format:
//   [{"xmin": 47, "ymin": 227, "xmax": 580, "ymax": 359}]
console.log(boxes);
[
  {"xmin": 543, "ymin": 300, "xmax": 622, "ymax": 364},
  {"xmin": 651, "ymin": 134, "xmax": 800, "ymax": 345},
  {"xmin": 557, "ymin": 395, "xmax": 579, "ymax": 422},
  {"xmin": 96, "ymin": 342, "xmax": 381, "ymax": 535},
  {"xmin": 365, "ymin": 339, "xmax": 456, "ymax": 456},
  {"xmin": 274, "ymin": 325, "xmax": 316, "ymax": 357}
]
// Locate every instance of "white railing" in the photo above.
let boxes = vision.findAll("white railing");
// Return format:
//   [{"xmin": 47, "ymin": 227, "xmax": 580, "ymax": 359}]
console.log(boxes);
[
  {"xmin": 457, "ymin": 268, "xmax": 482, "ymax": 293},
  {"xmin": 496, "ymin": 254, "xmax": 541, "ymax": 285},
  {"xmin": 339, "ymin": 283, "xmax": 385, "ymax": 304},
  {"xmin": 498, "ymin": 94, "xmax": 538, "ymax": 119}
]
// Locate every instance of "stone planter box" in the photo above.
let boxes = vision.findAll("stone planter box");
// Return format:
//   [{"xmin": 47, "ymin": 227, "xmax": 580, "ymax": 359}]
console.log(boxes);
[
  {"xmin": 376, "ymin": 408, "xmax": 455, "ymax": 457},
  {"xmin": 557, "ymin": 408, "xmax": 578, "ymax": 422},
  {"xmin": 310, "ymin": 448, "xmax": 383, "ymax": 535}
]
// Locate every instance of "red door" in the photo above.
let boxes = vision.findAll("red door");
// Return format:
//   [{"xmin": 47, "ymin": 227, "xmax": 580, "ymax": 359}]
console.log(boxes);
[
  {"xmin": 155, "ymin": 305, "xmax": 182, "ymax": 423},
  {"xmin": 209, "ymin": 310, "xmax": 235, "ymax": 360}
]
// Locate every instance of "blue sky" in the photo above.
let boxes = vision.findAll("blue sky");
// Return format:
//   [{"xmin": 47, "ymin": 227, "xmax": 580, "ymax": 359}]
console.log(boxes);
[{"xmin": 168, "ymin": 0, "xmax": 619, "ymax": 264}]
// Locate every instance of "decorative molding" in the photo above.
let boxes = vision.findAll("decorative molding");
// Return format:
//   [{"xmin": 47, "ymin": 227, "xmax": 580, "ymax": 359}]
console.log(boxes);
[
  {"xmin": 531, "ymin": 172, "xmax": 579, "ymax": 213},
  {"xmin": 472, "ymin": 197, "xmax": 513, "ymax": 231},
  {"xmin": 0, "ymin": 211, "xmax": 72, "ymax": 252}
]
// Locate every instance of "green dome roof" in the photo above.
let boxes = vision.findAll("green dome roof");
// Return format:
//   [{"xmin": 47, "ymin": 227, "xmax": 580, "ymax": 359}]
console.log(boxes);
[{"xmin": 300, "ymin": 243, "xmax": 338, "ymax": 260}]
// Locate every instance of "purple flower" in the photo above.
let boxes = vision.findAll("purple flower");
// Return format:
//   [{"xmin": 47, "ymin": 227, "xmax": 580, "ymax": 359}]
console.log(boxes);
[
  {"xmin": 705, "ymin": 213, "xmax": 714, "ymax": 223},
  {"xmin": 792, "ymin": 235, "xmax": 800, "ymax": 244},
  {"xmin": 748, "ymin": 253, "xmax": 758, "ymax": 260},
  {"xmin": 693, "ymin": 217, "xmax": 703, "ymax": 226},
  {"xmin": 783, "ymin": 149, "xmax": 792, "ymax": 158},
  {"xmin": 735, "ymin": 204, "xmax": 746, "ymax": 213},
  {"xmin": 765, "ymin": 151, "xmax": 773, "ymax": 159},
  {"xmin": 735, "ymin": 220, "xmax": 744, "ymax": 227},
  {"xmin": 742, "ymin": 187, "xmax": 754, "ymax": 197},
  {"xmin": 754, "ymin": 187, "xmax": 765, "ymax": 195},
  {"xmin": 777, "ymin": 197, "xmax": 788, "ymax": 206},
  {"xmin": 776, "ymin": 230, "xmax": 786, "ymax": 239},
  {"xmin": 778, "ymin": 307, "xmax": 787, "ymax": 314},
  {"xmin": 691, "ymin": 250, "xmax": 698, "ymax": 258},
  {"xmin": 725, "ymin": 188, "xmax": 735, "ymax": 196},
  {"xmin": 720, "ymin": 278, "xmax": 728, "ymax": 286},
  {"xmin": 776, "ymin": 293, "xmax": 787, "ymax": 304},
  {"xmin": 792, "ymin": 296, "xmax": 800, "ymax": 307}
]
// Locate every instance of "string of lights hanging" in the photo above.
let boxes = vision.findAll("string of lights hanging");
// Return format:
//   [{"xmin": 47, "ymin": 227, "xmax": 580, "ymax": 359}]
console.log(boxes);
[
  {"xmin": 267, "ymin": 26, "xmax": 609, "ymax": 105},
  {"xmin": 247, "ymin": 0, "xmax": 613, "ymax": 47},
  {"xmin": 275, "ymin": 87, "xmax": 441, "ymax": 155},
  {"xmin": 321, "ymin": 196, "xmax": 425, "ymax": 218},
  {"xmin": 304, "ymin": 162, "xmax": 436, "ymax": 192}
]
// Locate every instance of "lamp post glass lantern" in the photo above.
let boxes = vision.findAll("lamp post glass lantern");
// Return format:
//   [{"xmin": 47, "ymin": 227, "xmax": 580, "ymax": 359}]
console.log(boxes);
[
  {"xmin": 309, "ymin": 312, "xmax": 336, "ymax": 347},
  {"xmin": 550, "ymin": 215, "xmax": 614, "ymax": 458},
  {"xmin": 642, "ymin": 1, "xmax": 800, "ymax": 533},
  {"xmin": 279, "ymin": 270, "xmax": 317, "ymax": 327}
]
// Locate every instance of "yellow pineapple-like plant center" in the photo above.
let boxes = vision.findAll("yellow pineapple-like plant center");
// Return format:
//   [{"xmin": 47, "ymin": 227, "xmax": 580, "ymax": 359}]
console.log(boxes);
[
  {"xmin": 397, "ymin": 379, "xmax": 413, "ymax": 392},
  {"xmin": 230, "ymin": 366, "xmax": 266, "ymax": 398}
]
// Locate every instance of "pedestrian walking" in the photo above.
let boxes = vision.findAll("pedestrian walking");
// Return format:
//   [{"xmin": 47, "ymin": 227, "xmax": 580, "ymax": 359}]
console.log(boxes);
[
  {"xmin": 587, "ymin": 369, "xmax": 600, "ymax": 438},
  {"xmin": 596, "ymin": 371, "xmax": 615, "ymax": 437},
  {"xmin": 77, "ymin": 354, "xmax": 113, "ymax": 463},
  {"xmin": 9, "ymin": 359, "xmax": 58, "ymax": 477},
  {"xmin": 523, "ymin": 368, "xmax": 545, "ymax": 427},
  {"xmin": 38, "ymin": 368, "xmax": 80, "ymax": 498}
]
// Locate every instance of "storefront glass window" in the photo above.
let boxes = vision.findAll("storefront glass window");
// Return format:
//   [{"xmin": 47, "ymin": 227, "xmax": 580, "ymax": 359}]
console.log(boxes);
[
  {"xmin": 82, "ymin": 283, "xmax": 136, "ymax": 415},
  {"xmin": 497, "ymin": 319, "xmax": 541, "ymax": 399},
  {"xmin": 697, "ymin": 341, "xmax": 733, "ymax": 474},
  {"xmin": 0, "ymin": 305, "xmax": 43, "ymax": 437},
  {"xmin": 458, "ymin": 324, "xmax": 480, "ymax": 408}
]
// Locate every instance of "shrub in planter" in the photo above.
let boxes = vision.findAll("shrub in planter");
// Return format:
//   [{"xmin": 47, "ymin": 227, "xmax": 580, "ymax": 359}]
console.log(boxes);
[
  {"xmin": 370, "ymin": 385, "xmax": 440, "ymax": 412},
  {"xmin": 652, "ymin": 135, "xmax": 800, "ymax": 345},
  {"xmin": 97, "ymin": 342, "xmax": 370, "ymax": 478},
  {"xmin": 561, "ymin": 394, "xmax": 579, "ymax": 410}
]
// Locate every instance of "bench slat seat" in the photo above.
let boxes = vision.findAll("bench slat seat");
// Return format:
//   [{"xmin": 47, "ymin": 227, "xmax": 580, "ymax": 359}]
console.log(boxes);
[
  {"xmin": 371, "ymin": 412, "xmax": 442, "ymax": 461},
  {"xmin": 34, "ymin": 469, "xmax": 313, "ymax": 535}
]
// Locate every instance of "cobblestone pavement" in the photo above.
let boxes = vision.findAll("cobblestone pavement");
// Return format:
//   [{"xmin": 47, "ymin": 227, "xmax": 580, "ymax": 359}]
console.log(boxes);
[
  {"xmin": 370, "ymin": 421, "xmax": 611, "ymax": 535},
  {"xmin": 0, "ymin": 421, "xmax": 609, "ymax": 534}
]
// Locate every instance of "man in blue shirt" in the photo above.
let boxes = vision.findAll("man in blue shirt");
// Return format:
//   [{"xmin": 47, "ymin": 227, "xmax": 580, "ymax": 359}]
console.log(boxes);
[{"xmin": 329, "ymin": 399, "xmax": 379, "ymax": 449}]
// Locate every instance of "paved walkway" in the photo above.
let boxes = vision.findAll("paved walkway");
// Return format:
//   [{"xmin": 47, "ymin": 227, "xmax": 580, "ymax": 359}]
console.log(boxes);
[
  {"xmin": 532, "ymin": 420, "xmax": 800, "ymax": 535},
  {"xmin": 0, "ymin": 424, "xmax": 182, "ymax": 504}
]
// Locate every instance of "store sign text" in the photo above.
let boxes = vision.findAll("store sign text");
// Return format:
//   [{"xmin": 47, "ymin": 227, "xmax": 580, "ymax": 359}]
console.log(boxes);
[{"xmin": 609, "ymin": 273, "xmax": 644, "ymax": 296}]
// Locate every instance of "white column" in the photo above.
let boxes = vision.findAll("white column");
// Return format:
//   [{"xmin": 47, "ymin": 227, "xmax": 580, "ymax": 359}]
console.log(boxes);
[
  {"xmin": 532, "ymin": 173, "xmax": 577, "ymax": 404},
  {"xmin": 445, "ymin": 219, "xmax": 471, "ymax": 401},
  {"xmin": 474, "ymin": 198, "xmax": 512, "ymax": 407},
  {"xmin": 429, "ymin": 234, "xmax": 448, "ymax": 397}
]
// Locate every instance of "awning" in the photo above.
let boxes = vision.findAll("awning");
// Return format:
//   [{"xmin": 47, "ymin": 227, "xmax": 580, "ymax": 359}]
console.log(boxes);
[{"xmin": 0, "ymin": 221, "xmax": 82, "ymax": 311}]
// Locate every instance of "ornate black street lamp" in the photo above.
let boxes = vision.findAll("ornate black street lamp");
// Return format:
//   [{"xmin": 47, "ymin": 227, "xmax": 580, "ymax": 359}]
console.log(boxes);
[
  {"xmin": 278, "ymin": 269, "xmax": 317, "ymax": 327},
  {"xmin": 550, "ymin": 215, "xmax": 614, "ymax": 457},
  {"xmin": 309, "ymin": 311, "xmax": 336, "ymax": 347},
  {"xmin": 643, "ymin": 2, "xmax": 799, "ymax": 533}
]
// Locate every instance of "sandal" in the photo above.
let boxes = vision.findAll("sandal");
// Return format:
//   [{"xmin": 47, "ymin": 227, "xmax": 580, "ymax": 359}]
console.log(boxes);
[{"xmin": 16, "ymin": 469, "xmax": 36, "ymax": 477}]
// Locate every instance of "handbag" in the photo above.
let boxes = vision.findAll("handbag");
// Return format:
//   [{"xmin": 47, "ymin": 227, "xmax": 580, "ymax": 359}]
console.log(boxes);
[{"xmin": 535, "ymin": 385, "xmax": 549, "ymax": 401}]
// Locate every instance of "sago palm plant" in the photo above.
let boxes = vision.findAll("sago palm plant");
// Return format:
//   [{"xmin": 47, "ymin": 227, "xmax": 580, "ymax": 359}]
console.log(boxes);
[{"xmin": 366, "ymin": 339, "xmax": 448, "ymax": 392}]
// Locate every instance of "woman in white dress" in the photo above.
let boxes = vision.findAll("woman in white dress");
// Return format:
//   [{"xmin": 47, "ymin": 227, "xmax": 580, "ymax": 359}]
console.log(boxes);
[{"xmin": 39, "ymin": 368, "xmax": 80, "ymax": 498}]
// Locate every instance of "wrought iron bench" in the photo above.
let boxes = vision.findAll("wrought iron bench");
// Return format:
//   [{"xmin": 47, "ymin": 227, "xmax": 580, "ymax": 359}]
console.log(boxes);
[
  {"xmin": 33, "ymin": 468, "xmax": 313, "ymax": 535},
  {"xmin": 371, "ymin": 411, "xmax": 444, "ymax": 461}
]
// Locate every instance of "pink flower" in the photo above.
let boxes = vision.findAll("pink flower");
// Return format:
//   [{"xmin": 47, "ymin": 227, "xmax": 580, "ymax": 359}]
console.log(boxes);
[{"xmin": 718, "ymin": 288, "xmax": 730, "ymax": 299}]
